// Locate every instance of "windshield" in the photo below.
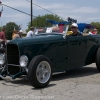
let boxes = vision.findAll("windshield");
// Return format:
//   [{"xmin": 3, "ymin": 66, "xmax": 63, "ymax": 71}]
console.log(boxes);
[
  {"xmin": 33, "ymin": 17, "xmax": 77, "ymax": 35},
  {"xmin": 34, "ymin": 25, "xmax": 68, "ymax": 35}
]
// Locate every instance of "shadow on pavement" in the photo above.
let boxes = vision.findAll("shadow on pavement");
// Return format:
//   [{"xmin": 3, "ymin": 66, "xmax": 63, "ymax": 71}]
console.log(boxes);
[
  {"xmin": 3, "ymin": 78, "xmax": 30, "ymax": 86},
  {"xmin": 52, "ymin": 66, "xmax": 98, "ymax": 81},
  {"xmin": 3, "ymin": 77, "xmax": 56, "ymax": 88},
  {"xmin": 1, "ymin": 66, "xmax": 98, "ymax": 88},
  {"xmin": 32, "ymin": 84, "xmax": 56, "ymax": 90}
]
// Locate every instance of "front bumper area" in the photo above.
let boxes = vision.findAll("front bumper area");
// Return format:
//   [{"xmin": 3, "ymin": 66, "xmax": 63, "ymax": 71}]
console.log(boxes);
[
  {"xmin": 0, "ymin": 69, "xmax": 27, "ymax": 79},
  {"xmin": 0, "ymin": 65, "xmax": 27, "ymax": 79}
]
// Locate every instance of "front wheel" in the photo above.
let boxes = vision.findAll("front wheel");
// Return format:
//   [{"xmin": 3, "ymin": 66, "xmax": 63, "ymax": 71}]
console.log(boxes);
[
  {"xmin": 96, "ymin": 47, "xmax": 100, "ymax": 72},
  {"xmin": 28, "ymin": 55, "xmax": 52, "ymax": 88}
]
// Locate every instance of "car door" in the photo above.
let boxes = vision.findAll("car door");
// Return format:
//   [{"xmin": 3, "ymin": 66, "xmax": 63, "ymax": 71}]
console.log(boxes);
[
  {"xmin": 55, "ymin": 39, "xmax": 68, "ymax": 72},
  {"xmin": 85, "ymin": 35, "xmax": 98, "ymax": 65},
  {"xmin": 67, "ymin": 36, "xmax": 86, "ymax": 68}
]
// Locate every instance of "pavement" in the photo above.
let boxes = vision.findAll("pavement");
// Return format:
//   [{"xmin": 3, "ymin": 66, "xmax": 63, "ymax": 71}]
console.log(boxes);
[{"xmin": 0, "ymin": 63, "xmax": 100, "ymax": 100}]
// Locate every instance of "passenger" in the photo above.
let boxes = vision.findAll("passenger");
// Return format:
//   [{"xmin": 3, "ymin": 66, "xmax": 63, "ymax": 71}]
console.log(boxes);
[
  {"xmin": 68, "ymin": 23, "xmax": 83, "ymax": 36},
  {"xmin": 18, "ymin": 30, "xmax": 23, "ymax": 38},
  {"xmin": 26, "ymin": 26, "xmax": 35, "ymax": 37},
  {"xmin": 88, "ymin": 28, "xmax": 94, "ymax": 34},
  {"xmin": 52, "ymin": 26, "xmax": 60, "ymax": 32},
  {"xmin": 12, "ymin": 30, "xmax": 20, "ymax": 39},
  {"xmin": 92, "ymin": 28, "xmax": 98, "ymax": 34}
]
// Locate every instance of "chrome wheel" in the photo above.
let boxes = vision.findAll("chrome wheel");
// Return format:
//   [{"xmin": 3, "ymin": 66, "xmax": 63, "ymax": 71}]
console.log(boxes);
[
  {"xmin": 28, "ymin": 55, "xmax": 52, "ymax": 88},
  {"xmin": 36, "ymin": 61, "xmax": 51, "ymax": 84}
]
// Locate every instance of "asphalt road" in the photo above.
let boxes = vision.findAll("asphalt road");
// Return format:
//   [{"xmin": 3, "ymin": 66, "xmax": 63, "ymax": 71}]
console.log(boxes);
[{"xmin": 0, "ymin": 63, "xmax": 100, "ymax": 100}]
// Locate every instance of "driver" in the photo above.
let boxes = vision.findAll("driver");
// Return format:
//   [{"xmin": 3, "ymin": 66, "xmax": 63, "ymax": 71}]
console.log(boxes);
[{"xmin": 69, "ymin": 23, "xmax": 83, "ymax": 36}]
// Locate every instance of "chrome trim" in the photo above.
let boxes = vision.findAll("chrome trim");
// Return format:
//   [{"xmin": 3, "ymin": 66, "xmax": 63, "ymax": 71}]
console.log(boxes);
[
  {"xmin": 63, "ymin": 25, "xmax": 69, "ymax": 39},
  {"xmin": 0, "ymin": 54, "xmax": 6, "ymax": 65},
  {"xmin": 6, "ymin": 44, "xmax": 20, "ymax": 75},
  {"xmin": 8, "ymin": 64, "xmax": 20, "ymax": 67},
  {"xmin": 25, "ymin": 67, "xmax": 28, "ymax": 73},
  {"xmin": 8, "ymin": 64, "xmax": 28, "ymax": 73},
  {"xmin": 6, "ymin": 44, "xmax": 28, "ymax": 75},
  {"xmin": 20, "ymin": 55, "xmax": 28, "ymax": 67}
]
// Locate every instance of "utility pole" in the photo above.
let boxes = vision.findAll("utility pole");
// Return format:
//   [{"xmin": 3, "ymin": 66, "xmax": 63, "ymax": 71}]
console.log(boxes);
[
  {"xmin": 0, "ymin": 1, "xmax": 3, "ymax": 17},
  {"xmin": 31, "ymin": 0, "xmax": 33, "ymax": 26}
]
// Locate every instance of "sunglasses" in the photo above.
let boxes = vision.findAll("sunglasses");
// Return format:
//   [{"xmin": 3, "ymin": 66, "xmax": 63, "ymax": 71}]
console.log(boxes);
[{"xmin": 71, "ymin": 27, "xmax": 77, "ymax": 29}]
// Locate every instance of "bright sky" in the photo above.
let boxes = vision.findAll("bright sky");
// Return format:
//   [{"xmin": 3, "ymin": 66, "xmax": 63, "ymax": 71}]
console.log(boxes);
[{"xmin": 0, "ymin": 0, "xmax": 100, "ymax": 30}]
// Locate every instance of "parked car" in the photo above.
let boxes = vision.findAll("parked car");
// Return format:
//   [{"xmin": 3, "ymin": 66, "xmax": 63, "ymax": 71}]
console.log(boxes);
[{"xmin": 0, "ymin": 19, "xmax": 100, "ymax": 88}]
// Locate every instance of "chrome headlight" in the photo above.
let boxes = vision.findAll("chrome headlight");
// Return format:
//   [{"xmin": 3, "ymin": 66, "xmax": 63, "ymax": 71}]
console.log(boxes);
[
  {"xmin": 20, "ymin": 55, "xmax": 28, "ymax": 67},
  {"xmin": 0, "ymin": 54, "xmax": 5, "ymax": 65}
]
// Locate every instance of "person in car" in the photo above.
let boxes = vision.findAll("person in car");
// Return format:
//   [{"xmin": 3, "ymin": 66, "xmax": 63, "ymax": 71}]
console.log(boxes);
[
  {"xmin": 88, "ymin": 28, "xmax": 94, "ymax": 34},
  {"xmin": 92, "ymin": 28, "xmax": 98, "ymax": 34},
  {"xmin": 68, "ymin": 23, "xmax": 83, "ymax": 36},
  {"xmin": 18, "ymin": 30, "xmax": 23, "ymax": 38}
]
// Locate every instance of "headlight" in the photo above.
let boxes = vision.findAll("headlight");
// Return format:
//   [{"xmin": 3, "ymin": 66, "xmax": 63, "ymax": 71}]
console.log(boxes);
[
  {"xmin": 0, "ymin": 54, "xmax": 5, "ymax": 65},
  {"xmin": 20, "ymin": 55, "xmax": 28, "ymax": 67}
]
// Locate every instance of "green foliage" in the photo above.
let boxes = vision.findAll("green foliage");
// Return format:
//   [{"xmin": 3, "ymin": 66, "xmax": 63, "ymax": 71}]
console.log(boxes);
[
  {"xmin": 5, "ymin": 22, "xmax": 19, "ymax": 40},
  {"xmin": 0, "ymin": 27, "xmax": 2, "ymax": 32},
  {"xmin": 90, "ymin": 22, "xmax": 100, "ymax": 34},
  {"xmin": 27, "ymin": 14, "xmax": 64, "ymax": 32}
]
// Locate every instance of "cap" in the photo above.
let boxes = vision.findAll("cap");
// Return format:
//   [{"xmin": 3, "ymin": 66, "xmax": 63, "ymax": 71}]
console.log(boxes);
[
  {"xmin": 71, "ymin": 23, "xmax": 78, "ymax": 28},
  {"xmin": 94, "ymin": 28, "xmax": 97, "ymax": 31},
  {"xmin": 30, "ymin": 26, "xmax": 34, "ymax": 29},
  {"xmin": 13, "ymin": 30, "xmax": 17, "ymax": 33},
  {"xmin": 19, "ymin": 30, "xmax": 23, "ymax": 32}
]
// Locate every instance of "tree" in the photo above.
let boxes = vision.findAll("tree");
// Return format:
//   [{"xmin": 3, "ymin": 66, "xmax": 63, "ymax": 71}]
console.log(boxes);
[
  {"xmin": 5, "ymin": 22, "xmax": 19, "ymax": 40},
  {"xmin": 90, "ymin": 22, "xmax": 100, "ymax": 34},
  {"xmin": 27, "ymin": 14, "xmax": 64, "ymax": 31},
  {"xmin": 0, "ymin": 27, "xmax": 2, "ymax": 32}
]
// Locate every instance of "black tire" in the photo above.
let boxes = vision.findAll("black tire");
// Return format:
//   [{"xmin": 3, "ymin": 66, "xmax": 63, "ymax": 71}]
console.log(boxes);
[
  {"xmin": 0, "ymin": 68, "xmax": 3, "ymax": 80},
  {"xmin": 28, "ymin": 55, "xmax": 52, "ymax": 88},
  {"xmin": 0, "ymin": 77, "xmax": 3, "ymax": 80},
  {"xmin": 96, "ymin": 47, "xmax": 100, "ymax": 72},
  {"xmin": 0, "ymin": 75, "xmax": 3, "ymax": 80},
  {"xmin": 0, "ymin": 70, "xmax": 5, "ymax": 80}
]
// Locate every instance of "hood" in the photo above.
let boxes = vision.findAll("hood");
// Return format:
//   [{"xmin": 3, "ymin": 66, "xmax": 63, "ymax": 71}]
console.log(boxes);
[{"xmin": 7, "ymin": 33, "xmax": 63, "ymax": 46}]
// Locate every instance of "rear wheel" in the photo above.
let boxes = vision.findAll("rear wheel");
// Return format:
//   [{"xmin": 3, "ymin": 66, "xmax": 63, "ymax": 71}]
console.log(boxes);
[
  {"xmin": 96, "ymin": 47, "xmax": 100, "ymax": 72},
  {"xmin": 28, "ymin": 55, "xmax": 52, "ymax": 88}
]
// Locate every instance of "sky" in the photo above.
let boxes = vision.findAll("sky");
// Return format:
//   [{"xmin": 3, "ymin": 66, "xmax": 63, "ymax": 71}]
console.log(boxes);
[{"xmin": 0, "ymin": 0, "xmax": 100, "ymax": 30}]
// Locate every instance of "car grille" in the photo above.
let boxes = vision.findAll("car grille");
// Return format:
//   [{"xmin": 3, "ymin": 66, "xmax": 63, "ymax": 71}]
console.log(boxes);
[
  {"xmin": 7, "ymin": 44, "xmax": 20, "ymax": 75},
  {"xmin": 8, "ymin": 65, "xmax": 21, "ymax": 75},
  {"xmin": 7, "ymin": 44, "xmax": 19, "ymax": 65}
]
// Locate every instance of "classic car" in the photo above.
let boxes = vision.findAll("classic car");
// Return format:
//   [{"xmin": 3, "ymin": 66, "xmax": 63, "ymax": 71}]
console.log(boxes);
[{"xmin": 0, "ymin": 18, "xmax": 100, "ymax": 88}]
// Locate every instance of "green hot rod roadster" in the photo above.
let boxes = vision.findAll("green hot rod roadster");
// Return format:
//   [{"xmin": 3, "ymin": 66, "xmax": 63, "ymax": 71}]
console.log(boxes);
[{"xmin": 0, "ymin": 19, "xmax": 100, "ymax": 88}]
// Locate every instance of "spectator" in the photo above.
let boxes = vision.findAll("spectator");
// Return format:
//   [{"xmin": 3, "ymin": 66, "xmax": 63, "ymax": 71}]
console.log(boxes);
[
  {"xmin": 68, "ymin": 23, "xmax": 83, "ymax": 36},
  {"xmin": 12, "ymin": 30, "xmax": 20, "ymax": 39},
  {"xmin": 19, "ymin": 30, "xmax": 23, "ymax": 38},
  {"xmin": 0, "ymin": 27, "xmax": 6, "ymax": 48},
  {"xmin": 26, "ymin": 26, "xmax": 35, "ymax": 37},
  {"xmin": 0, "ymin": 27, "xmax": 6, "ymax": 42}
]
